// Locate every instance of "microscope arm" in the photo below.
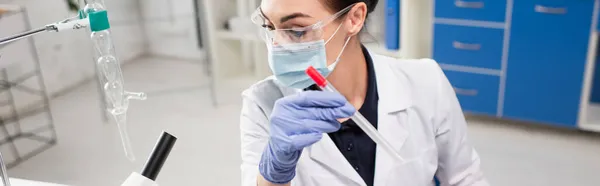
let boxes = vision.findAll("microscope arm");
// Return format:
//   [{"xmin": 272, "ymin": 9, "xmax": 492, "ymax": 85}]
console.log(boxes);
[{"xmin": 121, "ymin": 132, "xmax": 177, "ymax": 186}]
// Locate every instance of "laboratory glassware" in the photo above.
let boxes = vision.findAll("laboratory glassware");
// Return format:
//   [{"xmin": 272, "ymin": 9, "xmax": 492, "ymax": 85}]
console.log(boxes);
[
  {"xmin": 0, "ymin": 0, "xmax": 144, "ymax": 163},
  {"xmin": 84, "ymin": 0, "xmax": 146, "ymax": 161}
]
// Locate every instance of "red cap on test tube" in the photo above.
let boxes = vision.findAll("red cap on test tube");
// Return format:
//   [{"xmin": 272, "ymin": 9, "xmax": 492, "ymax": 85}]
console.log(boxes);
[{"xmin": 305, "ymin": 66, "xmax": 327, "ymax": 87}]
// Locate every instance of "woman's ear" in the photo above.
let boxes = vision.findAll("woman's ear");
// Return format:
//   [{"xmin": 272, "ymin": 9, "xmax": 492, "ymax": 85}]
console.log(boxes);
[{"xmin": 345, "ymin": 3, "xmax": 368, "ymax": 36}]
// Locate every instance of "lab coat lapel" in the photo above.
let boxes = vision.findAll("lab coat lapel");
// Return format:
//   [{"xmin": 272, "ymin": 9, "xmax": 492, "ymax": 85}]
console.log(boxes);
[
  {"xmin": 308, "ymin": 134, "xmax": 367, "ymax": 186},
  {"xmin": 370, "ymin": 54, "xmax": 412, "ymax": 186}
]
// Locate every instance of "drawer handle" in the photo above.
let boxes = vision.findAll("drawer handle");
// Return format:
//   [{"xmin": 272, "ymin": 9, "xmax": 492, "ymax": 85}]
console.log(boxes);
[
  {"xmin": 455, "ymin": 1, "xmax": 484, "ymax": 9},
  {"xmin": 453, "ymin": 41, "xmax": 481, "ymax": 51},
  {"xmin": 534, "ymin": 5, "xmax": 567, "ymax": 15},
  {"xmin": 454, "ymin": 87, "xmax": 479, "ymax": 96}
]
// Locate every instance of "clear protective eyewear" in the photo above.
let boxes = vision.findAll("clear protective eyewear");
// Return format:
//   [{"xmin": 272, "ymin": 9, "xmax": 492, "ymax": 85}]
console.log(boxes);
[{"xmin": 251, "ymin": 4, "xmax": 356, "ymax": 45}]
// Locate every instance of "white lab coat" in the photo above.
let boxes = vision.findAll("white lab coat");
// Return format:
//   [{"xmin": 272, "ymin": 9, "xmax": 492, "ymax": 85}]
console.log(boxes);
[{"xmin": 240, "ymin": 51, "xmax": 489, "ymax": 186}]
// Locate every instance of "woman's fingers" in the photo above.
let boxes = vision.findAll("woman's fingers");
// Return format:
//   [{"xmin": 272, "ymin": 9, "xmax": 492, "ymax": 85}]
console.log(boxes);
[
  {"xmin": 289, "ymin": 133, "xmax": 323, "ymax": 150},
  {"xmin": 303, "ymin": 102, "xmax": 356, "ymax": 120},
  {"xmin": 302, "ymin": 119, "xmax": 342, "ymax": 133},
  {"xmin": 285, "ymin": 91, "xmax": 349, "ymax": 108}
]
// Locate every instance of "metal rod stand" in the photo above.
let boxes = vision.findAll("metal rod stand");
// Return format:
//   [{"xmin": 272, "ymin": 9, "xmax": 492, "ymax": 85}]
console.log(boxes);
[
  {"xmin": 0, "ymin": 7, "xmax": 57, "ymax": 169},
  {"xmin": 0, "ymin": 27, "xmax": 46, "ymax": 46}
]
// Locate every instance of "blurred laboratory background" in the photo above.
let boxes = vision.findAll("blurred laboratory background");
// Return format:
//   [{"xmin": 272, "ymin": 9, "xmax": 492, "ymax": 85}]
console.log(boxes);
[{"xmin": 0, "ymin": 0, "xmax": 599, "ymax": 185}]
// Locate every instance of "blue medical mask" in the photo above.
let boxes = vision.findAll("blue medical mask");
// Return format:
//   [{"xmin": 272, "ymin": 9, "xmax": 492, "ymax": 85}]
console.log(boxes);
[{"xmin": 268, "ymin": 23, "xmax": 352, "ymax": 89}]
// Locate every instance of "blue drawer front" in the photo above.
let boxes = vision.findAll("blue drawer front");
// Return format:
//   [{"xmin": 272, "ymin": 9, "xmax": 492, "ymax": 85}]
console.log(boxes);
[
  {"xmin": 504, "ymin": 0, "xmax": 594, "ymax": 127},
  {"xmin": 435, "ymin": 0, "xmax": 507, "ymax": 22},
  {"xmin": 433, "ymin": 24, "xmax": 504, "ymax": 70},
  {"xmin": 444, "ymin": 71, "xmax": 500, "ymax": 116}
]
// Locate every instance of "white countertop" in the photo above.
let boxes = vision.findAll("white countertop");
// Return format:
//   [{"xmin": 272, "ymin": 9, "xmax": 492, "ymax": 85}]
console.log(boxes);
[{"xmin": 9, "ymin": 178, "xmax": 67, "ymax": 186}]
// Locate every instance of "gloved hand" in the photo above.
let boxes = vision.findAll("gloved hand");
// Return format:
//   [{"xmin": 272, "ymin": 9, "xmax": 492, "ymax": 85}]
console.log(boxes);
[{"xmin": 259, "ymin": 91, "xmax": 356, "ymax": 184}]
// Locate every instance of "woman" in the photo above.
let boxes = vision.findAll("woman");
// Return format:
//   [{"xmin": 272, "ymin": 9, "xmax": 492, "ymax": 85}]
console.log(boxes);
[{"xmin": 240, "ymin": 0, "xmax": 489, "ymax": 185}]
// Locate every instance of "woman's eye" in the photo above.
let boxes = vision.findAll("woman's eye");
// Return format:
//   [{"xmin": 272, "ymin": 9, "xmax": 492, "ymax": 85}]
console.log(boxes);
[
  {"xmin": 262, "ymin": 24, "xmax": 275, "ymax": 31},
  {"xmin": 285, "ymin": 30, "xmax": 306, "ymax": 38}
]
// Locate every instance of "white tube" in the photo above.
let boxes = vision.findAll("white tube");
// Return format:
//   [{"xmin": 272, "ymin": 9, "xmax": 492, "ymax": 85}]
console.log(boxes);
[
  {"xmin": 305, "ymin": 66, "xmax": 405, "ymax": 163},
  {"xmin": 322, "ymin": 84, "xmax": 405, "ymax": 163}
]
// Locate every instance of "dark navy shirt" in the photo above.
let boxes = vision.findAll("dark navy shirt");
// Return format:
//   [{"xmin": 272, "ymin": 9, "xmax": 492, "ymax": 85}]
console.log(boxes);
[{"xmin": 329, "ymin": 46, "xmax": 378, "ymax": 186}]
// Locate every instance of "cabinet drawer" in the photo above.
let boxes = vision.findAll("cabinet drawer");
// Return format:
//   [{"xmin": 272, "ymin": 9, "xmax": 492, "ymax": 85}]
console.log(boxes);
[
  {"xmin": 433, "ymin": 24, "xmax": 504, "ymax": 70},
  {"xmin": 435, "ymin": 0, "xmax": 507, "ymax": 22},
  {"xmin": 444, "ymin": 71, "xmax": 499, "ymax": 116},
  {"xmin": 503, "ymin": 0, "xmax": 594, "ymax": 127}
]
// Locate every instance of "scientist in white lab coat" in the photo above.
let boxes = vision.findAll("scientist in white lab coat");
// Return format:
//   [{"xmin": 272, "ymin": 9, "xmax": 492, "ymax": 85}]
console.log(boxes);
[{"xmin": 240, "ymin": 0, "xmax": 489, "ymax": 186}]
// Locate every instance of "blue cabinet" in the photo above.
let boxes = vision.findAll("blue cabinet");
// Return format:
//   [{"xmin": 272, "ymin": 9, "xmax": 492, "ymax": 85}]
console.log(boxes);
[
  {"xmin": 433, "ymin": 0, "xmax": 599, "ymax": 128},
  {"xmin": 593, "ymin": 45, "xmax": 600, "ymax": 103},
  {"xmin": 433, "ymin": 24, "xmax": 504, "ymax": 70},
  {"xmin": 435, "ymin": 0, "xmax": 507, "ymax": 22},
  {"xmin": 503, "ymin": 0, "xmax": 595, "ymax": 126},
  {"xmin": 595, "ymin": 15, "xmax": 600, "ymax": 103},
  {"xmin": 385, "ymin": 0, "xmax": 400, "ymax": 50},
  {"xmin": 433, "ymin": 0, "xmax": 507, "ymax": 117},
  {"xmin": 444, "ymin": 71, "xmax": 500, "ymax": 116}
]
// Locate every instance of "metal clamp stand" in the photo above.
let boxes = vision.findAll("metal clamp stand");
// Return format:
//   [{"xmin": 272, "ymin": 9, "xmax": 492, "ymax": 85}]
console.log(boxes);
[
  {"xmin": 0, "ymin": 151, "xmax": 11, "ymax": 186},
  {"xmin": 0, "ymin": 7, "xmax": 57, "ymax": 169}
]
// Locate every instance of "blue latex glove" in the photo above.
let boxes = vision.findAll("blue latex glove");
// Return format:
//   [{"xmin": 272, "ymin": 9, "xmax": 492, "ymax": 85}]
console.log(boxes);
[{"xmin": 259, "ymin": 91, "xmax": 356, "ymax": 184}]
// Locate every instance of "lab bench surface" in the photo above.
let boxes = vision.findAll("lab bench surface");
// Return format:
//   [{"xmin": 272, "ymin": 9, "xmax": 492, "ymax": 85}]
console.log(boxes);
[{"xmin": 10, "ymin": 178, "xmax": 67, "ymax": 186}]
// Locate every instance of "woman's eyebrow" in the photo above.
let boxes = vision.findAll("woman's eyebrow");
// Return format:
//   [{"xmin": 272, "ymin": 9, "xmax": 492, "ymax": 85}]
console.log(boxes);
[{"xmin": 279, "ymin": 13, "xmax": 311, "ymax": 24}]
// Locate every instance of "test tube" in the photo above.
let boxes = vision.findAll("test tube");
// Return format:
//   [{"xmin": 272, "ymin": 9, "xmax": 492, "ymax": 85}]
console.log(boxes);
[{"xmin": 305, "ymin": 66, "xmax": 405, "ymax": 163}]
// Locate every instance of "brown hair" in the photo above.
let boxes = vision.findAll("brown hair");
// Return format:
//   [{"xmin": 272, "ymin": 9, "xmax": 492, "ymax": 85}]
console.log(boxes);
[{"xmin": 322, "ymin": 0, "xmax": 379, "ymax": 15}]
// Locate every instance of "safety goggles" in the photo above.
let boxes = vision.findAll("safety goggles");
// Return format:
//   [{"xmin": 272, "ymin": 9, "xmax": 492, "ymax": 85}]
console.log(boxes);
[{"xmin": 250, "ymin": 4, "xmax": 355, "ymax": 45}]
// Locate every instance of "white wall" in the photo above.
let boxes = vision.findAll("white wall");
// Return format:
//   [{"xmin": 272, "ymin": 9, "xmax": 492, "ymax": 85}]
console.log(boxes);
[
  {"xmin": 0, "ymin": 0, "xmax": 145, "ymax": 114},
  {"xmin": 140, "ymin": 0, "xmax": 204, "ymax": 60}
]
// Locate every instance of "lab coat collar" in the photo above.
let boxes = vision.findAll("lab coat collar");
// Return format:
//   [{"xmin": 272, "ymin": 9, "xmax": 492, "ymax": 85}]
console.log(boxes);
[
  {"xmin": 277, "ymin": 83, "xmax": 301, "ymax": 96},
  {"xmin": 308, "ymin": 134, "xmax": 367, "ymax": 186},
  {"xmin": 370, "ymin": 53, "xmax": 412, "ymax": 113},
  {"xmin": 370, "ymin": 52, "xmax": 411, "ymax": 185}
]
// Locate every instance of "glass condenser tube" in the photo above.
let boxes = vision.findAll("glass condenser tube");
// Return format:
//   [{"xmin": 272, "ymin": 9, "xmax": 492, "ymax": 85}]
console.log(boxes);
[
  {"xmin": 85, "ymin": 0, "xmax": 146, "ymax": 161},
  {"xmin": 305, "ymin": 66, "xmax": 405, "ymax": 163}
]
